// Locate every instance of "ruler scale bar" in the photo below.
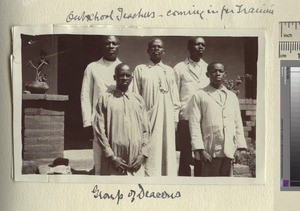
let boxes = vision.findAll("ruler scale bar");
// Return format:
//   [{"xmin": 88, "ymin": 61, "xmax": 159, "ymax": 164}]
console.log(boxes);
[
  {"xmin": 294, "ymin": 42, "xmax": 296, "ymax": 51},
  {"xmin": 280, "ymin": 21, "xmax": 300, "ymax": 40},
  {"xmin": 279, "ymin": 41, "xmax": 300, "ymax": 59}
]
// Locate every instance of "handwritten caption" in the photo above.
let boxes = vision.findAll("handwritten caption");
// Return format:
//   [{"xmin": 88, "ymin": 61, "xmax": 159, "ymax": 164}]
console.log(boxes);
[
  {"xmin": 91, "ymin": 184, "xmax": 181, "ymax": 204},
  {"xmin": 66, "ymin": 4, "xmax": 274, "ymax": 23}
]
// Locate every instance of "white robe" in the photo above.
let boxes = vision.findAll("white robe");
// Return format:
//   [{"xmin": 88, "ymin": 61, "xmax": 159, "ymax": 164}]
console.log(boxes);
[
  {"xmin": 174, "ymin": 58, "xmax": 209, "ymax": 121},
  {"xmin": 80, "ymin": 57, "xmax": 121, "ymax": 175},
  {"xmin": 132, "ymin": 61, "xmax": 181, "ymax": 176},
  {"xmin": 93, "ymin": 89, "xmax": 150, "ymax": 176},
  {"xmin": 81, "ymin": 57, "xmax": 121, "ymax": 127}
]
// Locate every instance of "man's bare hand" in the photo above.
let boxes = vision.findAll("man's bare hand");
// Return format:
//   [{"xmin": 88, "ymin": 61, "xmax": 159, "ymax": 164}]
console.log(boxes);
[
  {"xmin": 110, "ymin": 156, "xmax": 129, "ymax": 173},
  {"xmin": 201, "ymin": 150, "xmax": 213, "ymax": 162},
  {"xmin": 234, "ymin": 149, "xmax": 246, "ymax": 163},
  {"xmin": 194, "ymin": 150, "xmax": 213, "ymax": 162},
  {"xmin": 130, "ymin": 155, "xmax": 145, "ymax": 172}
]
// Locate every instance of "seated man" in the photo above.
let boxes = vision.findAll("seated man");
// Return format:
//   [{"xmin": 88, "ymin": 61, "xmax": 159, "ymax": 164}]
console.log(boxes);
[
  {"xmin": 93, "ymin": 63, "xmax": 150, "ymax": 176},
  {"xmin": 189, "ymin": 62, "xmax": 247, "ymax": 176}
]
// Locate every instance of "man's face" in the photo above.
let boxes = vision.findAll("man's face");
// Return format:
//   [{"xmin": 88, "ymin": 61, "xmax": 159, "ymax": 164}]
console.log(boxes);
[
  {"xmin": 114, "ymin": 65, "xmax": 132, "ymax": 91},
  {"xmin": 147, "ymin": 39, "xmax": 165, "ymax": 63},
  {"xmin": 188, "ymin": 37, "xmax": 206, "ymax": 57},
  {"xmin": 206, "ymin": 63, "xmax": 226, "ymax": 87},
  {"xmin": 102, "ymin": 36, "xmax": 120, "ymax": 61}
]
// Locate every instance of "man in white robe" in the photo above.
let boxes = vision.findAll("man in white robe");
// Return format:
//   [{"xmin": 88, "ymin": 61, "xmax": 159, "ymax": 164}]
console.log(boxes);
[
  {"xmin": 174, "ymin": 37, "xmax": 209, "ymax": 176},
  {"xmin": 189, "ymin": 62, "xmax": 247, "ymax": 176},
  {"xmin": 93, "ymin": 63, "xmax": 150, "ymax": 176},
  {"xmin": 81, "ymin": 35, "xmax": 121, "ymax": 175},
  {"xmin": 132, "ymin": 38, "xmax": 181, "ymax": 176}
]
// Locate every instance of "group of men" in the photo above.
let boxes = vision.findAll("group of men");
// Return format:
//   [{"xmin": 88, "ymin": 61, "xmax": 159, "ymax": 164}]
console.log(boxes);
[{"xmin": 80, "ymin": 35, "xmax": 247, "ymax": 177}]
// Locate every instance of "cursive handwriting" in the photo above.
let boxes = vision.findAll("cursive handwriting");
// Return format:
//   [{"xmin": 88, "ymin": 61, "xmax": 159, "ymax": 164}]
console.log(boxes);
[
  {"xmin": 116, "ymin": 8, "xmax": 155, "ymax": 21},
  {"xmin": 66, "ymin": 11, "xmax": 114, "ymax": 22},
  {"xmin": 221, "ymin": 4, "xmax": 274, "ymax": 20},
  {"xmin": 91, "ymin": 184, "xmax": 181, "ymax": 204},
  {"xmin": 66, "ymin": 8, "xmax": 155, "ymax": 22},
  {"xmin": 236, "ymin": 4, "xmax": 274, "ymax": 15},
  {"xmin": 66, "ymin": 4, "xmax": 274, "ymax": 23},
  {"xmin": 128, "ymin": 184, "xmax": 181, "ymax": 202},
  {"xmin": 92, "ymin": 185, "xmax": 123, "ymax": 205},
  {"xmin": 166, "ymin": 5, "xmax": 205, "ymax": 19}
]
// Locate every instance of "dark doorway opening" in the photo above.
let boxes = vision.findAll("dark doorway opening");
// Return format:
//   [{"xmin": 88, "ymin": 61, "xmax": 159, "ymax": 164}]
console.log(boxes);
[{"xmin": 57, "ymin": 35, "xmax": 103, "ymax": 150}]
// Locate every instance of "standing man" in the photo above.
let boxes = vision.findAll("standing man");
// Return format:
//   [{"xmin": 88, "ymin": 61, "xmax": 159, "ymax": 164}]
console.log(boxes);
[
  {"xmin": 93, "ymin": 63, "xmax": 150, "ymax": 176},
  {"xmin": 174, "ymin": 37, "xmax": 209, "ymax": 176},
  {"xmin": 81, "ymin": 35, "xmax": 121, "ymax": 175},
  {"xmin": 132, "ymin": 38, "xmax": 181, "ymax": 176},
  {"xmin": 189, "ymin": 62, "xmax": 247, "ymax": 177}
]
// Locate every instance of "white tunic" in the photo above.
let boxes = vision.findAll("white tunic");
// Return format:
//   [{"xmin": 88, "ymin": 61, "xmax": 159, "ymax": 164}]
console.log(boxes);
[
  {"xmin": 93, "ymin": 89, "xmax": 150, "ymax": 176},
  {"xmin": 132, "ymin": 61, "xmax": 181, "ymax": 176},
  {"xmin": 174, "ymin": 58, "xmax": 209, "ymax": 120},
  {"xmin": 81, "ymin": 57, "xmax": 121, "ymax": 127}
]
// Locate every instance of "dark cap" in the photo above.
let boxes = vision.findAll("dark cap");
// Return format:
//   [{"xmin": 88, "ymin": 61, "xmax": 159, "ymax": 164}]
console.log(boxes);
[{"xmin": 48, "ymin": 157, "xmax": 69, "ymax": 167}]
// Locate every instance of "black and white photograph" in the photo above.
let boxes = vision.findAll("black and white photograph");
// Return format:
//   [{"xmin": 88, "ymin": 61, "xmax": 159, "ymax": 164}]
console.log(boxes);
[{"xmin": 12, "ymin": 26, "xmax": 265, "ymax": 183}]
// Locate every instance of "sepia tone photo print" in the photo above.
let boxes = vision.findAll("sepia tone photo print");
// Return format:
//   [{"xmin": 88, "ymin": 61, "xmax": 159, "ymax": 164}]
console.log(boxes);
[{"xmin": 12, "ymin": 26, "xmax": 265, "ymax": 184}]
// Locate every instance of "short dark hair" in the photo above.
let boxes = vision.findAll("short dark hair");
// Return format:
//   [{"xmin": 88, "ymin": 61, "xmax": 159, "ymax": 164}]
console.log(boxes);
[
  {"xmin": 207, "ymin": 62, "xmax": 226, "ymax": 72},
  {"xmin": 114, "ymin": 63, "xmax": 131, "ymax": 75},
  {"xmin": 187, "ymin": 37, "xmax": 205, "ymax": 49},
  {"xmin": 148, "ymin": 38, "xmax": 164, "ymax": 49},
  {"xmin": 101, "ymin": 35, "xmax": 120, "ymax": 45}
]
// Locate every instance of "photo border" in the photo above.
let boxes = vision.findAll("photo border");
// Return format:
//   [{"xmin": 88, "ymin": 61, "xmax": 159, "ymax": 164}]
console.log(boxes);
[{"xmin": 12, "ymin": 25, "xmax": 265, "ymax": 184}]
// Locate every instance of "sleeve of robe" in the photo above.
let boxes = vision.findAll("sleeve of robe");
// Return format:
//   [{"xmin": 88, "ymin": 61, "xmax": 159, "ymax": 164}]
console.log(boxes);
[
  {"xmin": 233, "ymin": 94, "xmax": 248, "ymax": 150},
  {"xmin": 138, "ymin": 97, "xmax": 151, "ymax": 158},
  {"xmin": 188, "ymin": 92, "xmax": 205, "ymax": 151},
  {"xmin": 80, "ymin": 64, "xmax": 94, "ymax": 127},
  {"xmin": 173, "ymin": 64, "xmax": 182, "ymax": 98},
  {"xmin": 169, "ymin": 68, "xmax": 181, "ymax": 123},
  {"xmin": 93, "ymin": 95, "xmax": 115, "ymax": 158},
  {"xmin": 132, "ymin": 65, "xmax": 142, "ymax": 95}
]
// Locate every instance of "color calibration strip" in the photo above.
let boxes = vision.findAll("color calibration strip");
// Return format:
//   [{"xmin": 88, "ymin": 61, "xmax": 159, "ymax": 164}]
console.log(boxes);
[{"xmin": 281, "ymin": 62, "xmax": 300, "ymax": 190}]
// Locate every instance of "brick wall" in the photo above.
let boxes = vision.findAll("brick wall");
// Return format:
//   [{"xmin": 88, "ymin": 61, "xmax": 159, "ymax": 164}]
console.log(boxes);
[{"xmin": 22, "ymin": 94, "xmax": 68, "ymax": 161}]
